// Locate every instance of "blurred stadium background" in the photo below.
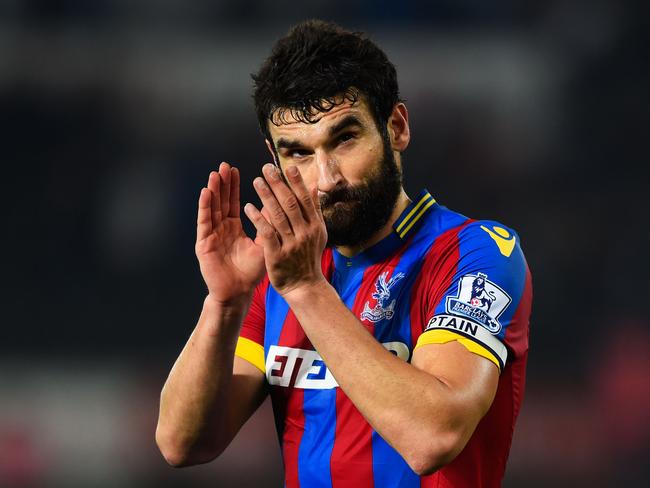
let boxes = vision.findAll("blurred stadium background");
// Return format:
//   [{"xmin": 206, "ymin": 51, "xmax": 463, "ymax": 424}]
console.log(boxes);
[{"xmin": 1, "ymin": 1, "xmax": 648, "ymax": 487}]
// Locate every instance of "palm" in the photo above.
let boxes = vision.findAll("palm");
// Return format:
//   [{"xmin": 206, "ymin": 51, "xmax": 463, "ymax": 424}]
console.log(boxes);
[
  {"xmin": 195, "ymin": 164, "xmax": 265, "ymax": 303},
  {"xmin": 197, "ymin": 216, "xmax": 264, "ymax": 298}
]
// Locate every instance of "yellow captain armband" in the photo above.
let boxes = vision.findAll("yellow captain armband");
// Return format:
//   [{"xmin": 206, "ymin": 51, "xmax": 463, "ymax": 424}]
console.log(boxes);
[
  {"xmin": 235, "ymin": 337, "xmax": 266, "ymax": 374},
  {"xmin": 415, "ymin": 328, "xmax": 505, "ymax": 372}
]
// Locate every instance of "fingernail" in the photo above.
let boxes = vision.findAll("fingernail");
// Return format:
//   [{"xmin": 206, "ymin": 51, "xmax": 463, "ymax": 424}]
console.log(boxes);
[
  {"xmin": 264, "ymin": 164, "xmax": 278, "ymax": 180},
  {"xmin": 287, "ymin": 166, "xmax": 298, "ymax": 176}
]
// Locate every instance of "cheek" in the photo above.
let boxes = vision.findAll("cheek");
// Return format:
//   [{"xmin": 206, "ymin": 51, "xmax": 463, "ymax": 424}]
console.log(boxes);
[{"xmin": 341, "ymin": 144, "xmax": 381, "ymax": 182}]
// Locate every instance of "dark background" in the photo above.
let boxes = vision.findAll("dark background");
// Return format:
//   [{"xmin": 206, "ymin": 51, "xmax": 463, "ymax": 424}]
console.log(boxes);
[{"xmin": 1, "ymin": 1, "xmax": 648, "ymax": 486}]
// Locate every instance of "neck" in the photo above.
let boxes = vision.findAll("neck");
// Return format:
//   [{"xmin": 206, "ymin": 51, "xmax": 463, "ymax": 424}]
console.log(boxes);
[{"xmin": 335, "ymin": 188, "xmax": 411, "ymax": 258}]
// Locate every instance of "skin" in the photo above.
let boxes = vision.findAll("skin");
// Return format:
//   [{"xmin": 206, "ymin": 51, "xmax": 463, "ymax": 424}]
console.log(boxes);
[{"xmin": 156, "ymin": 98, "xmax": 499, "ymax": 474}]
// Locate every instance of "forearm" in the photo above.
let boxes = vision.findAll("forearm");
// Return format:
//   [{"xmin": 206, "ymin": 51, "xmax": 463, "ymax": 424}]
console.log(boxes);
[
  {"xmin": 156, "ymin": 294, "xmax": 250, "ymax": 465},
  {"xmin": 284, "ymin": 281, "xmax": 472, "ymax": 470}
]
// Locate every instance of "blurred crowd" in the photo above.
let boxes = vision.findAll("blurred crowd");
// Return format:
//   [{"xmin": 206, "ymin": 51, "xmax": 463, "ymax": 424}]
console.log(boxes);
[{"xmin": 1, "ymin": 1, "xmax": 648, "ymax": 486}]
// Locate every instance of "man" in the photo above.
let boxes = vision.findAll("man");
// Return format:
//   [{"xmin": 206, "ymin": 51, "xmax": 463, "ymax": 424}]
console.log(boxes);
[{"xmin": 156, "ymin": 20, "xmax": 532, "ymax": 487}]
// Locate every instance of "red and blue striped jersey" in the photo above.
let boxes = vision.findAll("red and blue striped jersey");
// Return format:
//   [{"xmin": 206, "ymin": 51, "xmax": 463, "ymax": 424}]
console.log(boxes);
[{"xmin": 235, "ymin": 189, "xmax": 532, "ymax": 487}]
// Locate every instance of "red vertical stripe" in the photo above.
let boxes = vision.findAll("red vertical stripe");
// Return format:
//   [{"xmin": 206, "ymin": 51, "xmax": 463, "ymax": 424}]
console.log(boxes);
[
  {"xmin": 409, "ymin": 221, "xmax": 472, "ymax": 349},
  {"xmin": 504, "ymin": 264, "xmax": 532, "ymax": 361},
  {"xmin": 329, "ymin": 389, "xmax": 374, "ymax": 488},
  {"xmin": 240, "ymin": 276, "xmax": 270, "ymax": 346},
  {"xmin": 504, "ymin": 264, "xmax": 532, "ymax": 420}
]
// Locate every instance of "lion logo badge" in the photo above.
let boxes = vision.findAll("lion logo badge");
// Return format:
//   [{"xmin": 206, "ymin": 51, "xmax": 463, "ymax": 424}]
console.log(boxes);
[{"xmin": 446, "ymin": 272, "xmax": 511, "ymax": 334}]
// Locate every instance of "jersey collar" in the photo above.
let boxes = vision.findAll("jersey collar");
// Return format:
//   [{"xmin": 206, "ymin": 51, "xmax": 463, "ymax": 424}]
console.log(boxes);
[
  {"xmin": 392, "ymin": 189, "xmax": 437, "ymax": 240},
  {"xmin": 331, "ymin": 189, "xmax": 438, "ymax": 270}
]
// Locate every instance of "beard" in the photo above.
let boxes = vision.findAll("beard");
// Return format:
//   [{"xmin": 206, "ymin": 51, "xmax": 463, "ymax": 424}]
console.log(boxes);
[{"xmin": 320, "ymin": 136, "xmax": 402, "ymax": 248}]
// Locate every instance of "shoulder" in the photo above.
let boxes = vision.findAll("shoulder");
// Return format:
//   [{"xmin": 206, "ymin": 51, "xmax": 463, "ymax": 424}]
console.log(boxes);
[
  {"xmin": 458, "ymin": 220, "xmax": 523, "ymax": 256},
  {"xmin": 416, "ymin": 215, "xmax": 531, "ymax": 324},
  {"xmin": 417, "ymin": 212, "xmax": 526, "ymax": 268}
]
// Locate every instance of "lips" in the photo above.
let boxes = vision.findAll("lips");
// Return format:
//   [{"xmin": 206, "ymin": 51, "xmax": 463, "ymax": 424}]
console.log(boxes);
[{"xmin": 321, "ymin": 197, "xmax": 358, "ymax": 208}]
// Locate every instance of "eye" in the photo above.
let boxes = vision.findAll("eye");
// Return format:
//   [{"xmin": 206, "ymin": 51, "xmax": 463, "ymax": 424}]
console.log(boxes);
[
  {"xmin": 290, "ymin": 149, "xmax": 310, "ymax": 159},
  {"xmin": 337, "ymin": 132, "xmax": 356, "ymax": 145}
]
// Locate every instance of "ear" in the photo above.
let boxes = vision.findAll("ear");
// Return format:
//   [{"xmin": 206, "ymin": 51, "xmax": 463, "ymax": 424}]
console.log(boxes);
[
  {"xmin": 265, "ymin": 139, "xmax": 280, "ymax": 167},
  {"xmin": 386, "ymin": 103, "xmax": 410, "ymax": 152}
]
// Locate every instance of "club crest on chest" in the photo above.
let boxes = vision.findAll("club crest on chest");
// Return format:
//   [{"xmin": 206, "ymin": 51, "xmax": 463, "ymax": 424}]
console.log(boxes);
[{"xmin": 360, "ymin": 271, "xmax": 405, "ymax": 323}]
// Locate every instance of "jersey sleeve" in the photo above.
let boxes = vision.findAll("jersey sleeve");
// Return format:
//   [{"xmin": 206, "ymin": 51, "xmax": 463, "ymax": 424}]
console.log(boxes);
[
  {"xmin": 234, "ymin": 276, "xmax": 269, "ymax": 374},
  {"xmin": 414, "ymin": 221, "xmax": 532, "ymax": 372}
]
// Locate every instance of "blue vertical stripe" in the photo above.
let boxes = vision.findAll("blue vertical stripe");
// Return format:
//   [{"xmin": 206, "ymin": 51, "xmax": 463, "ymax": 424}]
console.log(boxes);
[
  {"xmin": 264, "ymin": 287, "xmax": 290, "ymax": 360},
  {"xmin": 372, "ymin": 432, "xmax": 419, "ymax": 487},
  {"xmin": 370, "ymin": 241, "xmax": 423, "ymax": 487},
  {"xmin": 264, "ymin": 286, "xmax": 291, "ymax": 444},
  {"xmin": 297, "ymin": 389, "xmax": 337, "ymax": 488}
]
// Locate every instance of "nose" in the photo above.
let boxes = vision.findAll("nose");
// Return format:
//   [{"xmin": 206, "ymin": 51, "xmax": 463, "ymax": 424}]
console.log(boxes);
[{"xmin": 315, "ymin": 150, "xmax": 343, "ymax": 193}]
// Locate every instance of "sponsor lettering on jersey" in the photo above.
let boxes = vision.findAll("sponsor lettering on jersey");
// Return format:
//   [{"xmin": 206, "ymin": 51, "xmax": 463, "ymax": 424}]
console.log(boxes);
[
  {"xmin": 445, "ymin": 272, "xmax": 511, "ymax": 334},
  {"xmin": 266, "ymin": 342, "xmax": 409, "ymax": 389}
]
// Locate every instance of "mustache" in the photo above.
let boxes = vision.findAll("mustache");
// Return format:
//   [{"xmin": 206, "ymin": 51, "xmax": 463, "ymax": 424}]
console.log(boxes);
[{"xmin": 320, "ymin": 185, "xmax": 364, "ymax": 208}]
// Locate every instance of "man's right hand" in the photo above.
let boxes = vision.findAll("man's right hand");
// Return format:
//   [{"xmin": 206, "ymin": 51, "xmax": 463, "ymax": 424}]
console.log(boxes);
[{"xmin": 196, "ymin": 162, "xmax": 265, "ymax": 307}]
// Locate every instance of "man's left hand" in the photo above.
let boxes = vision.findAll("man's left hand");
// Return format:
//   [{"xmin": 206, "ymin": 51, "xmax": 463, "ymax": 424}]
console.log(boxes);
[{"xmin": 244, "ymin": 163, "xmax": 328, "ymax": 297}]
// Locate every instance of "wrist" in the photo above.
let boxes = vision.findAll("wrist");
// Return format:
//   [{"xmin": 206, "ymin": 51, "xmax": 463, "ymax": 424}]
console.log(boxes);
[
  {"xmin": 281, "ymin": 278, "xmax": 331, "ymax": 305},
  {"xmin": 200, "ymin": 293, "xmax": 253, "ymax": 341},
  {"xmin": 204, "ymin": 292, "xmax": 252, "ymax": 317}
]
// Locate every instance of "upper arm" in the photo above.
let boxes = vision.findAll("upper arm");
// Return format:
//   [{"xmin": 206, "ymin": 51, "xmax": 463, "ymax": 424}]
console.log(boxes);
[
  {"xmin": 235, "ymin": 276, "xmax": 268, "ymax": 374},
  {"xmin": 411, "ymin": 339, "xmax": 498, "ymax": 444},
  {"xmin": 222, "ymin": 277, "xmax": 270, "ymax": 442}
]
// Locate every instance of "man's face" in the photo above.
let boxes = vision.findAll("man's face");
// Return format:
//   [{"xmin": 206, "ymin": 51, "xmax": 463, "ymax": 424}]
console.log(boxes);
[{"xmin": 267, "ymin": 98, "xmax": 402, "ymax": 247}]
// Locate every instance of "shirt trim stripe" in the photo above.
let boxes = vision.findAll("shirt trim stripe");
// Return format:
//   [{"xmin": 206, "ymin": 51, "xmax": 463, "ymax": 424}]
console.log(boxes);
[
  {"xmin": 234, "ymin": 336, "xmax": 265, "ymax": 373},
  {"xmin": 398, "ymin": 198, "xmax": 437, "ymax": 238},
  {"xmin": 395, "ymin": 192, "xmax": 435, "ymax": 233},
  {"xmin": 415, "ymin": 328, "xmax": 504, "ymax": 371}
]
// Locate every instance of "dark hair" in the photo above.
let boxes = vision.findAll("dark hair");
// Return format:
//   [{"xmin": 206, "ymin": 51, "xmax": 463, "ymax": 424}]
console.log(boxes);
[{"xmin": 252, "ymin": 19, "xmax": 400, "ymax": 143}]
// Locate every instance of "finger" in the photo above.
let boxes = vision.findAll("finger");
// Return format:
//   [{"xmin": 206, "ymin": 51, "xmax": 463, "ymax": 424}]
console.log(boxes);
[
  {"xmin": 207, "ymin": 171, "xmax": 222, "ymax": 226},
  {"xmin": 311, "ymin": 185, "xmax": 324, "ymax": 223},
  {"xmin": 261, "ymin": 163, "xmax": 306, "ymax": 228},
  {"xmin": 197, "ymin": 187, "xmax": 212, "ymax": 240},
  {"xmin": 243, "ymin": 203, "xmax": 281, "ymax": 253},
  {"xmin": 253, "ymin": 176, "xmax": 294, "ymax": 238},
  {"xmin": 259, "ymin": 206, "xmax": 284, "ymax": 244},
  {"xmin": 284, "ymin": 165, "xmax": 318, "ymax": 222},
  {"xmin": 261, "ymin": 206, "xmax": 272, "ymax": 223},
  {"xmin": 229, "ymin": 167, "xmax": 240, "ymax": 218},
  {"xmin": 219, "ymin": 162, "xmax": 231, "ymax": 218}
]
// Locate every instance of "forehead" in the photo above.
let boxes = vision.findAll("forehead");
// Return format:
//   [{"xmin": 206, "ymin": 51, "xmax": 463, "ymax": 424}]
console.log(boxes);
[{"xmin": 267, "ymin": 98, "xmax": 375, "ymax": 142}]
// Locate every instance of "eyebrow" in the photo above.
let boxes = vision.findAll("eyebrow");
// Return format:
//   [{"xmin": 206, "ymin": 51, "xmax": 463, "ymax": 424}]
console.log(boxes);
[
  {"xmin": 275, "ymin": 114, "xmax": 366, "ymax": 151},
  {"xmin": 327, "ymin": 114, "xmax": 366, "ymax": 136}
]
